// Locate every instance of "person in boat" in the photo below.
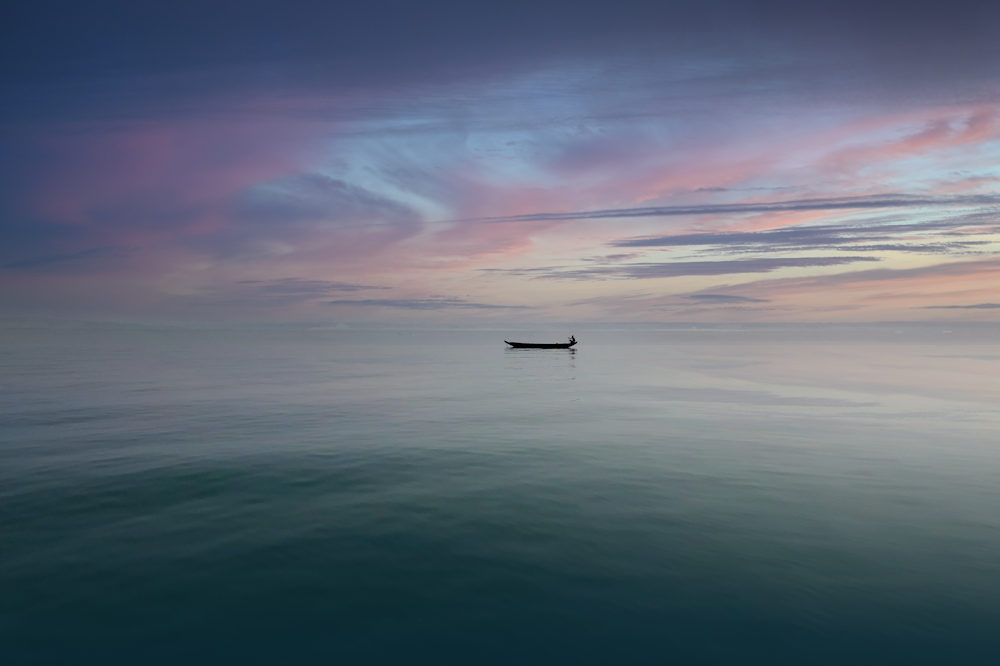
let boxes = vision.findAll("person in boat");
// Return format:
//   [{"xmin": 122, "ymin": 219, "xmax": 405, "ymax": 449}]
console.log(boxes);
[{"xmin": 568, "ymin": 335, "xmax": 576, "ymax": 345}]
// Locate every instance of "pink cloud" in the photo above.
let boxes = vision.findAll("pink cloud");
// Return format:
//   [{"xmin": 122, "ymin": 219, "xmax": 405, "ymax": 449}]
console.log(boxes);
[
  {"xmin": 675, "ymin": 257, "xmax": 1000, "ymax": 318},
  {"xmin": 4, "ymin": 71, "xmax": 998, "ymax": 322},
  {"xmin": 16, "ymin": 116, "xmax": 327, "ymax": 246}
]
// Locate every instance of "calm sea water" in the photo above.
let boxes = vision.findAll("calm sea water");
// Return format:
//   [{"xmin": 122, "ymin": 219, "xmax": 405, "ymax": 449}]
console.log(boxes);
[{"xmin": 3, "ymin": 325, "xmax": 1000, "ymax": 664}]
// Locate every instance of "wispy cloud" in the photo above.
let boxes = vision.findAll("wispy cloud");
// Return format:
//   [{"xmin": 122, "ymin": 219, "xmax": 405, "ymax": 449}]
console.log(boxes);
[
  {"xmin": 685, "ymin": 294, "xmax": 770, "ymax": 303},
  {"xmin": 553, "ymin": 256, "xmax": 1000, "ymax": 320},
  {"xmin": 488, "ymin": 256, "xmax": 880, "ymax": 280},
  {"xmin": 717, "ymin": 256, "xmax": 1000, "ymax": 295},
  {"xmin": 3, "ymin": 247, "xmax": 129, "ymax": 271},
  {"xmin": 237, "ymin": 278, "xmax": 391, "ymax": 294},
  {"xmin": 5, "ymin": 1, "xmax": 1000, "ymax": 324},
  {"xmin": 609, "ymin": 215, "xmax": 999, "ymax": 257},
  {"xmin": 326, "ymin": 297, "xmax": 529, "ymax": 310},
  {"xmin": 461, "ymin": 194, "xmax": 1000, "ymax": 225},
  {"xmin": 190, "ymin": 278, "xmax": 394, "ymax": 308},
  {"xmin": 581, "ymin": 253, "xmax": 642, "ymax": 263},
  {"xmin": 654, "ymin": 257, "xmax": 1000, "ymax": 316}
]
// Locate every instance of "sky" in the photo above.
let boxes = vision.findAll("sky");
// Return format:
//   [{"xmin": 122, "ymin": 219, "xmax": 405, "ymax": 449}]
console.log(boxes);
[{"xmin": 3, "ymin": 0, "xmax": 1000, "ymax": 324}]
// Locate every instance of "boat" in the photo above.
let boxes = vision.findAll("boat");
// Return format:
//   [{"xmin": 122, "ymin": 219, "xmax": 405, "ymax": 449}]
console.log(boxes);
[{"xmin": 505, "ymin": 336, "xmax": 577, "ymax": 349}]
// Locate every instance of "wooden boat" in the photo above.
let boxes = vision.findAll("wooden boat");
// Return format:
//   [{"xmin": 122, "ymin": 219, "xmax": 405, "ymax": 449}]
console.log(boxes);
[{"xmin": 505, "ymin": 336, "xmax": 577, "ymax": 349}]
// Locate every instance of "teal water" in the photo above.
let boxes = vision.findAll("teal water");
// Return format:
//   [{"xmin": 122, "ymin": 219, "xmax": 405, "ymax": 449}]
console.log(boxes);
[{"xmin": 3, "ymin": 326, "xmax": 1000, "ymax": 664}]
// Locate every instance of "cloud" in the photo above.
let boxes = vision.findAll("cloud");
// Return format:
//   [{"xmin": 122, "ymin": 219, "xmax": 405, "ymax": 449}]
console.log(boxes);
[
  {"xmin": 236, "ymin": 278, "xmax": 391, "ymax": 294},
  {"xmin": 0, "ymin": 117, "xmax": 332, "ymax": 271},
  {"xmin": 188, "ymin": 173, "xmax": 427, "ymax": 261},
  {"xmin": 735, "ymin": 256, "xmax": 1000, "ymax": 293},
  {"xmin": 0, "ymin": 117, "xmax": 429, "ymax": 284},
  {"xmin": 926, "ymin": 355, "xmax": 1000, "ymax": 360},
  {"xmin": 326, "ymin": 297, "xmax": 529, "ymax": 310},
  {"xmin": 582, "ymin": 253, "xmax": 642, "ymax": 263},
  {"xmin": 7, "ymin": 1, "xmax": 1000, "ymax": 124},
  {"xmin": 830, "ymin": 243, "xmax": 990, "ymax": 254},
  {"xmin": 488, "ymin": 256, "xmax": 880, "ymax": 280},
  {"xmin": 462, "ymin": 194, "xmax": 1000, "ymax": 225},
  {"xmin": 612, "ymin": 217, "xmax": 997, "ymax": 249},
  {"xmin": 921, "ymin": 303, "xmax": 1000, "ymax": 309},
  {"xmin": 548, "ymin": 256, "xmax": 1000, "ymax": 320},
  {"xmin": 4, "ymin": 2, "xmax": 1000, "ymax": 323},
  {"xmin": 3, "ymin": 246, "xmax": 127, "ymax": 271},
  {"xmin": 237, "ymin": 174, "xmax": 420, "ymax": 229},
  {"xmin": 600, "ymin": 212, "xmax": 998, "ymax": 258},
  {"xmin": 652, "ymin": 257, "xmax": 1000, "ymax": 316},
  {"xmin": 685, "ymin": 294, "xmax": 770, "ymax": 303},
  {"xmin": 189, "ymin": 278, "xmax": 395, "ymax": 308}
]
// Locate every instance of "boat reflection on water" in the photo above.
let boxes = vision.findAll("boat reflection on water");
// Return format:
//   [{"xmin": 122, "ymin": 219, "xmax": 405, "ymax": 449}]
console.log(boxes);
[{"xmin": 503, "ymin": 338, "xmax": 577, "ymax": 384}]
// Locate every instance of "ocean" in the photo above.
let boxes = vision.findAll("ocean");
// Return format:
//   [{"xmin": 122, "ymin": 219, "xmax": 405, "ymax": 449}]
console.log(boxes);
[{"xmin": 3, "ymin": 324, "xmax": 1000, "ymax": 664}]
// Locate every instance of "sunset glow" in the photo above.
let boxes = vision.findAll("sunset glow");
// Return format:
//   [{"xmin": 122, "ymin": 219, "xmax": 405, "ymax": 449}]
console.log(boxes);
[{"xmin": 3, "ymin": 2, "xmax": 1000, "ymax": 324}]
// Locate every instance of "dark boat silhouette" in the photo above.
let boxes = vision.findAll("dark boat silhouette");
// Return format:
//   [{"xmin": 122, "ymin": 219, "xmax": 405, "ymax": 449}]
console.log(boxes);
[{"xmin": 505, "ymin": 336, "xmax": 577, "ymax": 349}]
